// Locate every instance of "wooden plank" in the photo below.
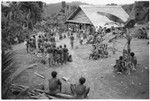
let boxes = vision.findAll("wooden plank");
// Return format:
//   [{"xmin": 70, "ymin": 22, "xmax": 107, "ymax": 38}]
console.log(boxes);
[
  {"xmin": 34, "ymin": 72, "xmax": 45, "ymax": 79},
  {"xmin": 56, "ymin": 93, "xmax": 75, "ymax": 99}
]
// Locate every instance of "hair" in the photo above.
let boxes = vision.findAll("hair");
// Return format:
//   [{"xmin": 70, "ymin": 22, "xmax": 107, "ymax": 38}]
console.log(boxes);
[
  {"xmin": 51, "ymin": 71, "xmax": 57, "ymax": 78},
  {"xmin": 79, "ymin": 77, "xmax": 86, "ymax": 85},
  {"xmin": 53, "ymin": 45, "xmax": 56, "ymax": 48},
  {"xmin": 119, "ymin": 56, "xmax": 123, "ymax": 60},
  {"xmin": 64, "ymin": 44, "xmax": 66, "ymax": 48},
  {"xmin": 60, "ymin": 45, "xmax": 62, "ymax": 48},
  {"xmin": 130, "ymin": 52, "xmax": 135, "ymax": 57}
]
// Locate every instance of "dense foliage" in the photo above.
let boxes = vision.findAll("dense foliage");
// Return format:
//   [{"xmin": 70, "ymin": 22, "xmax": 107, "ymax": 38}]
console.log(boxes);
[
  {"xmin": 2, "ymin": 1, "xmax": 44, "ymax": 51},
  {"xmin": 2, "ymin": 2, "xmax": 44, "ymax": 98}
]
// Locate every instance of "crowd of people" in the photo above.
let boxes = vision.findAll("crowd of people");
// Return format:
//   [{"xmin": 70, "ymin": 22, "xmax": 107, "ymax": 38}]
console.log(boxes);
[
  {"xmin": 87, "ymin": 26, "xmax": 112, "ymax": 60},
  {"xmin": 66, "ymin": 25, "xmax": 120, "ymax": 60},
  {"xmin": 25, "ymin": 30, "xmax": 72, "ymax": 67},
  {"xmin": 46, "ymin": 44, "xmax": 72, "ymax": 66},
  {"xmin": 113, "ymin": 50, "xmax": 137, "ymax": 74},
  {"xmin": 89, "ymin": 44, "xmax": 108, "ymax": 60}
]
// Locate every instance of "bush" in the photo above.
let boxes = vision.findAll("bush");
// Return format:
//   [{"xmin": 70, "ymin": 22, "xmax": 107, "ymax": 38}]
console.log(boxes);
[{"xmin": 134, "ymin": 28, "xmax": 148, "ymax": 39}]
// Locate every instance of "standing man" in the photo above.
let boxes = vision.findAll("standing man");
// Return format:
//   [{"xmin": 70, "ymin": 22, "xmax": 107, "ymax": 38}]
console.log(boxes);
[
  {"xmin": 47, "ymin": 45, "xmax": 53, "ymax": 67},
  {"xmin": 70, "ymin": 33, "xmax": 75, "ymax": 49},
  {"xmin": 63, "ymin": 44, "xmax": 69, "ymax": 64}
]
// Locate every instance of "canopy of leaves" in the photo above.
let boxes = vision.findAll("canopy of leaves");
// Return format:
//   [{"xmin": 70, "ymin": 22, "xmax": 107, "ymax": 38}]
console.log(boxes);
[{"xmin": 2, "ymin": 1, "xmax": 44, "ymax": 51}]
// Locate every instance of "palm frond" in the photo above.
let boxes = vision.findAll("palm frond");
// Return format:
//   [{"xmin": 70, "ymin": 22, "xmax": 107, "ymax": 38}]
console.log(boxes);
[
  {"xmin": 2, "ymin": 51, "xmax": 16, "ymax": 78},
  {"xmin": 2, "ymin": 50, "xmax": 17, "ymax": 98}
]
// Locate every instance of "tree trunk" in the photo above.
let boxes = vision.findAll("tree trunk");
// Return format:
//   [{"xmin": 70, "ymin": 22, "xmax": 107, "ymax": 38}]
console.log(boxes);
[
  {"xmin": 127, "ymin": 38, "xmax": 131, "ymax": 54},
  {"xmin": 126, "ymin": 28, "xmax": 132, "ymax": 55}
]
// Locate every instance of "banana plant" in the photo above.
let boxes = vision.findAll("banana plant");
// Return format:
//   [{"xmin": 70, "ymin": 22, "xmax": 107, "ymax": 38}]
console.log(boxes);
[{"xmin": 97, "ymin": 11, "xmax": 136, "ymax": 54}]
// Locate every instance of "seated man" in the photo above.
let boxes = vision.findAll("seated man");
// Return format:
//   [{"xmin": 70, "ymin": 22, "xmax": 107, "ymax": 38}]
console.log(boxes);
[
  {"xmin": 70, "ymin": 77, "xmax": 90, "ymax": 99},
  {"xmin": 116, "ymin": 56, "xmax": 126, "ymax": 73},
  {"xmin": 49, "ymin": 71, "xmax": 62, "ymax": 95}
]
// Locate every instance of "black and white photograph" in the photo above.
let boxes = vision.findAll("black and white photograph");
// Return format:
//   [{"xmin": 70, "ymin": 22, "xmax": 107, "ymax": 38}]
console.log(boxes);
[{"xmin": 1, "ymin": 0, "xmax": 149, "ymax": 99}]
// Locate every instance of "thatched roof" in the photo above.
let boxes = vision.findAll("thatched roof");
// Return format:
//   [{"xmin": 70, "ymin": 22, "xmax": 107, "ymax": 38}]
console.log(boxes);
[{"xmin": 66, "ymin": 5, "xmax": 129, "ymax": 27}]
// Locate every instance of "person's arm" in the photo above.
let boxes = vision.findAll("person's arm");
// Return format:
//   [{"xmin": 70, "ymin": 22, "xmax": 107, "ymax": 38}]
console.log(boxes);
[{"xmin": 84, "ymin": 86, "xmax": 90, "ymax": 98}]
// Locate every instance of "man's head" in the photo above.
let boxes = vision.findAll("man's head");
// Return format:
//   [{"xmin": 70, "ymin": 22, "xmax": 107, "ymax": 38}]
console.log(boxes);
[
  {"xmin": 64, "ymin": 44, "xmax": 66, "ymax": 48},
  {"xmin": 53, "ymin": 45, "xmax": 56, "ymax": 48},
  {"xmin": 51, "ymin": 71, "xmax": 57, "ymax": 78},
  {"xmin": 119, "ymin": 56, "xmax": 123, "ymax": 60},
  {"xmin": 79, "ymin": 77, "xmax": 86, "ymax": 85},
  {"xmin": 45, "ymin": 38, "xmax": 48, "ymax": 42},
  {"xmin": 33, "ymin": 35, "xmax": 35, "ymax": 38},
  {"xmin": 130, "ymin": 52, "xmax": 135, "ymax": 57},
  {"xmin": 60, "ymin": 45, "xmax": 62, "ymax": 48}
]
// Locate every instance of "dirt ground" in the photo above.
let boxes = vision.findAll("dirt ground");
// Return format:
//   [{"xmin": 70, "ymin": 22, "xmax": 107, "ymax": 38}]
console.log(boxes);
[{"xmin": 10, "ymin": 36, "xmax": 149, "ymax": 99}]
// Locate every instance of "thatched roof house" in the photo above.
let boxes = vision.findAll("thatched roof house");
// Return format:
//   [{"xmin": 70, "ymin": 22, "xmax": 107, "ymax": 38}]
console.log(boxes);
[{"xmin": 66, "ymin": 5, "xmax": 129, "ymax": 27}]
